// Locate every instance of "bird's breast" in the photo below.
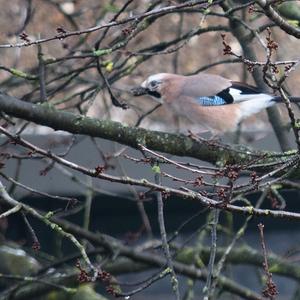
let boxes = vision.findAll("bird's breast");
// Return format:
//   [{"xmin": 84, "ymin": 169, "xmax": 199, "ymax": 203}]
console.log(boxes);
[{"xmin": 166, "ymin": 98, "xmax": 241, "ymax": 134}]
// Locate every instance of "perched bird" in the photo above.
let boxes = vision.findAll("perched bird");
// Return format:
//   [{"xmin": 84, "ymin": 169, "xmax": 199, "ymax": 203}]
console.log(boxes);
[{"xmin": 131, "ymin": 73, "xmax": 300, "ymax": 135}]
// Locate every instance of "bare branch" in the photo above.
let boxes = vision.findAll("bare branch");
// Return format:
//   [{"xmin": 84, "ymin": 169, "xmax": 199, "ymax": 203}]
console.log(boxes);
[{"xmin": 256, "ymin": 0, "xmax": 300, "ymax": 38}]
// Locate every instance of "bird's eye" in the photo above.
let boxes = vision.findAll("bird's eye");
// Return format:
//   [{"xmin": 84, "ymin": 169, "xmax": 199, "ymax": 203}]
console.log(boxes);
[{"xmin": 149, "ymin": 80, "xmax": 158, "ymax": 88}]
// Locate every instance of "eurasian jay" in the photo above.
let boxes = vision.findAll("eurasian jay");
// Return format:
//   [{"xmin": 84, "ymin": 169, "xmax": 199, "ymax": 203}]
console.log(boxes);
[{"xmin": 132, "ymin": 73, "xmax": 300, "ymax": 135}]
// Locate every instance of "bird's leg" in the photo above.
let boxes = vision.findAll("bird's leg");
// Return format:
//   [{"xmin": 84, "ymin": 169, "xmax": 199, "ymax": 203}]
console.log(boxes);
[
  {"xmin": 174, "ymin": 115, "xmax": 181, "ymax": 134},
  {"xmin": 188, "ymin": 130, "xmax": 221, "ymax": 146},
  {"xmin": 188, "ymin": 130, "xmax": 205, "ymax": 141},
  {"xmin": 208, "ymin": 132, "xmax": 222, "ymax": 143}
]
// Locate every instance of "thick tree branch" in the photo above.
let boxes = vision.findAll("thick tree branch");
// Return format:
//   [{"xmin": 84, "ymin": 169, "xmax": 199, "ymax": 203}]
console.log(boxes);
[{"xmin": 0, "ymin": 92, "xmax": 296, "ymax": 172}]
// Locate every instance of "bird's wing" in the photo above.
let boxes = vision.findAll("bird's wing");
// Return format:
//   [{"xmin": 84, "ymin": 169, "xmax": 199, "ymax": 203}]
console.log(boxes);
[
  {"xmin": 181, "ymin": 75, "xmax": 266, "ymax": 107},
  {"xmin": 180, "ymin": 73, "xmax": 232, "ymax": 98}
]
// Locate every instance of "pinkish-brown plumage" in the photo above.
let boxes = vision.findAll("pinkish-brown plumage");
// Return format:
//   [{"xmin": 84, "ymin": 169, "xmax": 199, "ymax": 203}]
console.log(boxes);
[{"xmin": 136, "ymin": 72, "xmax": 293, "ymax": 135}]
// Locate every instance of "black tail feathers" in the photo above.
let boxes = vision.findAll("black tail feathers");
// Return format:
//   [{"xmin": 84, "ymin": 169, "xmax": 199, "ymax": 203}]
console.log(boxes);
[{"xmin": 272, "ymin": 96, "xmax": 300, "ymax": 103}]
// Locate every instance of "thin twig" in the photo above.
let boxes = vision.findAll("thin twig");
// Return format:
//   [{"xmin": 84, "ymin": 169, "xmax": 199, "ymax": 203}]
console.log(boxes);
[
  {"xmin": 256, "ymin": 0, "xmax": 300, "ymax": 38},
  {"xmin": 0, "ymin": 180, "xmax": 99, "ymax": 278},
  {"xmin": 0, "ymin": 0, "xmax": 213, "ymax": 49},
  {"xmin": 21, "ymin": 212, "xmax": 40, "ymax": 250},
  {"xmin": 154, "ymin": 162, "xmax": 181, "ymax": 300},
  {"xmin": 0, "ymin": 204, "xmax": 22, "ymax": 219},
  {"xmin": 203, "ymin": 209, "xmax": 220, "ymax": 299},
  {"xmin": 258, "ymin": 223, "xmax": 278, "ymax": 299},
  {"xmin": 37, "ymin": 42, "xmax": 47, "ymax": 102},
  {"xmin": 0, "ymin": 172, "xmax": 78, "ymax": 203}
]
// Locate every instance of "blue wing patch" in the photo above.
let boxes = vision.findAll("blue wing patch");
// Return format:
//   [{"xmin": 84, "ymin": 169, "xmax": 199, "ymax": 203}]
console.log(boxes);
[{"xmin": 196, "ymin": 96, "xmax": 227, "ymax": 106}]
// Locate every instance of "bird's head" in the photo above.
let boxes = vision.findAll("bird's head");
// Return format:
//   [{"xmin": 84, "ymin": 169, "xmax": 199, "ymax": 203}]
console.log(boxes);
[{"xmin": 131, "ymin": 73, "xmax": 168, "ymax": 103}]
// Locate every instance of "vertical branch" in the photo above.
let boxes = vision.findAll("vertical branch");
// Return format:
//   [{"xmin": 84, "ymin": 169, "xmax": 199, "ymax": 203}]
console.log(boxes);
[
  {"xmin": 113, "ymin": 143, "xmax": 153, "ymax": 239},
  {"xmin": 172, "ymin": 13, "xmax": 184, "ymax": 73},
  {"xmin": 154, "ymin": 163, "xmax": 180, "ymax": 300},
  {"xmin": 96, "ymin": 62, "xmax": 128, "ymax": 109},
  {"xmin": 278, "ymin": 87, "xmax": 300, "ymax": 150},
  {"xmin": 220, "ymin": 1, "xmax": 292, "ymax": 151},
  {"xmin": 94, "ymin": 0, "xmax": 135, "ymax": 49},
  {"xmin": 203, "ymin": 208, "xmax": 220, "ymax": 300},
  {"xmin": 22, "ymin": 212, "xmax": 40, "ymax": 251},
  {"xmin": 37, "ymin": 42, "xmax": 47, "ymax": 102},
  {"xmin": 209, "ymin": 180, "xmax": 270, "ymax": 297},
  {"xmin": 258, "ymin": 223, "xmax": 278, "ymax": 299},
  {"xmin": 82, "ymin": 176, "xmax": 93, "ymax": 247},
  {"xmin": 8, "ymin": 158, "xmax": 22, "ymax": 195}
]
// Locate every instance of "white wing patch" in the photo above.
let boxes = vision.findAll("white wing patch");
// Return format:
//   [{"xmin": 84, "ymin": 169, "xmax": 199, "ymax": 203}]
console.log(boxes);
[
  {"xmin": 229, "ymin": 88, "xmax": 275, "ymax": 120},
  {"xmin": 239, "ymin": 94, "xmax": 275, "ymax": 119},
  {"xmin": 229, "ymin": 88, "xmax": 270, "ymax": 102}
]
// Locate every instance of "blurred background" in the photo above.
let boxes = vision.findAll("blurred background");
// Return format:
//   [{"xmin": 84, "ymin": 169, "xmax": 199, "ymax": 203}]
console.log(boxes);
[{"xmin": 0, "ymin": 1, "xmax": 300, "ymax": 299}]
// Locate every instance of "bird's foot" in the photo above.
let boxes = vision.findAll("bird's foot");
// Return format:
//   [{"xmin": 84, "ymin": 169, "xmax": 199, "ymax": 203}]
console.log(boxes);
[{"xmin": 187, "ymin": 130, "xmax": 221, "ymax": 146}]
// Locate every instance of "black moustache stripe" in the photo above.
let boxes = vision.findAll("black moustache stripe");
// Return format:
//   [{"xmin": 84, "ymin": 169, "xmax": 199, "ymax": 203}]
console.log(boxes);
[{"xmin": 147, "ymin": 90, "xmax": 161, "ymax": 98}]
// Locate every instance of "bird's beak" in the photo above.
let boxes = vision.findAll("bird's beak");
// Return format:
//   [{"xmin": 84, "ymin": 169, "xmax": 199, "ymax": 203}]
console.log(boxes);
[
  {"xmin": 130, "ymin": 85, "xmax": 163, "ymax": 104},
  {"xmin": 130, "ymin": 86, "xmax": 149, "ymax": 96}
]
